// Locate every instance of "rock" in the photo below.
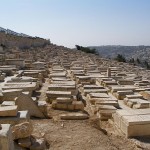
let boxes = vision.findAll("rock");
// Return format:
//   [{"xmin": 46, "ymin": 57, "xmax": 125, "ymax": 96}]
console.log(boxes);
[
  {"xmin": 60, "ymin": 112, "xmax": 89, "ymax": 120},
  {"xmin": 16, "ymin": 93, "xmax": 45, "ymax": 118},
  {"xmin": 14, "ymin": 142, "xmax": 27, "ymax": 150},
  {"xmin": 30, "ymin": 136, "xmax": 46, "ymax": 150},
  {"xmin": 18, "ymin": 137, "xmax": 31, "ymax": 148},
  {"xmin": 0, "ymin": 124, "xmax": 14, "ymax": 150},
  {"xmin": 12, "ymin": 122, "xmax": 33, "ymax": 140}
]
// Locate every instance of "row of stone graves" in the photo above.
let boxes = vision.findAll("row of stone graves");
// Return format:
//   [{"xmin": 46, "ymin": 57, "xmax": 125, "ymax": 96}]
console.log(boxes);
[
  {"xmin": 0, "ymin": 44, "xmax": 150, "ymax": 149},
  {"xmin": 0, "ymin": 64, "xmax": 47, "ymax": 149}
]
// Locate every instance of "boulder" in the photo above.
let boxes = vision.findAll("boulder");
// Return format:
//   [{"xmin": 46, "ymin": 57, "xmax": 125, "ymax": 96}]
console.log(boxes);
[
  {"xmin": 18, "ymin": 137, "xmax": 31, "ymax": 148},
  {"xmin": 12, "ymin": 122, "xmax": 33, "ymax": 140},
  {"xmin": 30, "ymin": 136, "xmax": 46, "ymax": 150}
]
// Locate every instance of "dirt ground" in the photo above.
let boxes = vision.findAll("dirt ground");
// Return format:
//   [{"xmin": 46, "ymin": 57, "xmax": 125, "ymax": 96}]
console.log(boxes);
[
  {"xmin": 32, "ymin": 78, "xmax": 150, "ymax": 150},
  {"xmin": 32, "ymin": 117, "xmax": 141, "ymax": 150}
]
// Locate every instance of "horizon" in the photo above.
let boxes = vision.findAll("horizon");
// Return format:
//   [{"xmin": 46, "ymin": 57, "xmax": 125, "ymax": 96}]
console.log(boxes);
[{"xmin": 1, "ymin": 0, "xmax": 150, "ymax": 48}]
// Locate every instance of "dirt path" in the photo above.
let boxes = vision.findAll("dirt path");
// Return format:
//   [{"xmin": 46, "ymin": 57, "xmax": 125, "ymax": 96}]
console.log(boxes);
[
  {"xmin": 38, "ymin": 78, "xmax": 49, "ymax": 101},
  {"xmin": 32, "ymin": 118, "xmax": 140, "ymax": 150}
]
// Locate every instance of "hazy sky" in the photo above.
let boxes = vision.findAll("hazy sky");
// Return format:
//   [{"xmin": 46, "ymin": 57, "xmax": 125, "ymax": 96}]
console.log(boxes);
[{"xmin": 0, "ymin": 0, "xmax": 150, "ymax": 48}]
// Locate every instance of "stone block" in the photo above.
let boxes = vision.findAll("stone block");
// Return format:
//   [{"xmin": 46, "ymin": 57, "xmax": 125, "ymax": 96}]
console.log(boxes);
[
  {"xmin": 73, "ymin": 101, "xmax": 84, "ymax": 110},
  {"xmin": 0, "ymin": 111, "xmax": 30, "ymax": 125},
  {"xmin": 1, "ymin": 101, "xmax": 15, "ymax": 106},
  {"xmin": 0, "ymin": 124, "xmax": 14, "ymax": 150},
  {"xmin": 0, "ymin": 106, "xmax": 18, "ymax": 117},
  {"xmin": 60, "ymin": 113, "xmax": 89, "ymax": 120}
]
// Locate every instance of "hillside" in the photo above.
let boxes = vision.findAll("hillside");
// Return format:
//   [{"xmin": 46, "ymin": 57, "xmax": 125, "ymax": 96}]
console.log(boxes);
[
  {"xmin": 0, "ymin": 27, "xmax": 50, "ymax": 49},
  {"xmin": 89, "ymin": 45, "xmax": 150, "ymax": 62}
]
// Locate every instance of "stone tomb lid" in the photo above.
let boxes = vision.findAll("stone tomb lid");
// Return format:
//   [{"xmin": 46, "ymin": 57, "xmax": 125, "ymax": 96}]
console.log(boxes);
[
  {"xmin": 111, "ymin": 86, "xmax": 137, "ymax": 92},
  {"xmin": 128, "ymin": 99, "xmax": 150, "ymax": 104},
  {"xmin": 0, "ymin": 106, "xmax": 18, "ymax": 117},
  {"xmin": 2, "ymin": 89, "xmax": 23, "ymax": 93},
  {"xmin": 51, "ymin": 77, "xmax": 70, "ymax": 81},
  {"xmin": 51, "ymin": 81, "xmax": 75, "ymax": 85},
  {"xmin": 46, "ymin": 91, "xmax": 72, "ymax": 95},
  {"xmin": 122, "ymin": 115, "xmax": 150, "ymax": 125},
  {"xmin": 83, "ymin": 85, "xmax": 104, "ymax": 89},
  {"xmin": 1, "ymin": 101, "xmax": 15, "ymax": 106},
  {"xmin": 89, "ymin": 93, "xmax": 109, "ymax": 98},
  {"xmin": 98, "ymin": 105, "xmax": 117, "ymax": 110}
]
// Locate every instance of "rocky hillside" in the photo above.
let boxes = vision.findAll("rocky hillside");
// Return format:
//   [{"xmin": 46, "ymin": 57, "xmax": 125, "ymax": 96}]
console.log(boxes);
[
  {"xmin": 0, "ymin": 27, "xmax": 50, "ymax": 49},
  {"xmin": 89, "ymin": 45, "xmax": 150, "ymax": 62}
]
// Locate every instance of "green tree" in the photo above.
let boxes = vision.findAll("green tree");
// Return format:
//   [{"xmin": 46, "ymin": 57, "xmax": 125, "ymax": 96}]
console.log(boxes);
[
  {"xmin": 115, "ymin": 54, "xmax": 126, "ymax": 62},
  {"xmin": 129, "ymin": 58, "xmax": 134, "ymax": 63},
  {"xmin": 136, "ymin": 58, "xmax": 140, "ymax": 64}
]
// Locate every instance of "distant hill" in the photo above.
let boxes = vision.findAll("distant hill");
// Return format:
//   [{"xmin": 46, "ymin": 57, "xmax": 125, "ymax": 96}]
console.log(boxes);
[
  {"xmin": 89, "ymin": 45, "xmax": 150, "ymax": 62},
  {"xmin": 0, "ymin": 26, "xmax": 50, "ymax": 49}
]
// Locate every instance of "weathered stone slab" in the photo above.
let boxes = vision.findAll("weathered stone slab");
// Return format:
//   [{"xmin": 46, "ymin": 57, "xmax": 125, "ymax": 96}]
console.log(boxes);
[
  {"xmin": 88, "ymin": 93, "xmax": 109, "ymax": 99},
  {"xmin": 0, "ymin": 124, "xmax": 14, "ymax": 150},
  {"xmin": 111, "ymin": 86, "xmax": 137, "ymax": 93},
  {"xmin": 16, "ymin": 93, "xmax": 45, "ymax": 118},
  {"xmin": 95, "ymin": 100, "xmax": 119, "ymax": 107},
  {"xmin": 46, "ymin": 91, "xmax": 72, "ymax": 100},
  {"xmin": 83, "ymin": 85, "xmax": 104, "ymax": 89},
  {"xmin": 56, "ymin": 97, "xmax": 72, "ymax": 104},
  {"xmin": 48, "ymin": 84, "xmax": 77, "ymax": 95},
  {"xmin": 83, "ymin": 89, "xmax": 107, "ymax": 96},
  {"xmin": 117, "ymin": 79, "xmax": 134, "ymax": 85},
  {"xmin": 1, "ymin": 101, "xmax": 15, "ymax": 106},
  {"xmin": 0, "ymin": 106, "xmax": 18, "ymax": 117},
  {"xmin": 120, "ymin": 114, "xmax": 150, "ymax": 137},
  {"xmin": 0, "ymin": 111, "xmax": 30, "ymax": 125},
  {"xmin": 126, "ymin": 94, "xmax": 143, "ymax": 99},
  {"xmin": 115, "ymin": 90, "xmax": 134, "ymax": 100},
  {"xmin": 2, "ymin": 89, "xmax": 23, "ymax": 101},
  {"xmin": 140, "ymin": 91, "xmax": 150, "ymax": 100},
  {"xmin": 60, "ymin": 113, "xmax": 89, "ymax": 120}
]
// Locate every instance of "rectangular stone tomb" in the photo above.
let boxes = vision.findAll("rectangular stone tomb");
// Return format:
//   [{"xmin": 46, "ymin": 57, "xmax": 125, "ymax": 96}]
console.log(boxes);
[
  {"xmin": 0, "ymin": 124, "xmax": 14, "ymax": 150},
  {"xmin": 83, "ymin": 85, "xmax": 104, "ymax": 89},
  {"xmin": 46, "ymin": 91, "xmax": 72, "ymax": 100},
  {"xmin": 115, "ymin": 90, "xmax": 134, "ymax": 100},
  {"xmin": 1, "ymin": 101, "xmax": 15, "ymax": 106},
  {"xmin": 111, "ymin": 86, "xmax": 137, "ymax": 93},
  {"xmin": 126, "ymin": 99, "xmax": 150, "ymax": 109},
  {"xmin": 48, "ymin": 84, "xmax": 76, "ymax": 95},
  {"xmin": 56, "ymin": 97, "xmax": 73, "ymax": 104},
  {"xmin": 2, "ymin": 82, "xmax": 37, "ymax": 91},
  {"xmin": 88, "ymin": 93, "xmax": 109, "ymax": 99},
  {"xmin": 2, "ymin": 89, "xmax": 23, "ymax": 101},
  {"xmin": 83, "ymin": 89, "xmax": 107, "ymax": 96},
  {"xmin": 126, "ymin": 94, "xmax": 143, "ymax": 99},
  {"xmin": 103, "ymin": 81, "xmax": 118, "ymax": 87},
  {"xmin": 60, "ymin": 113, "xmax": 89, "ymax": 120},
  {"xmin": 120, "ymin": 114, "xmax": 150, "ymax": 137},
  {"xmin": 0, "ymin": 111, "xmax": 30, "ymax": 125},
  {"xmin": 0, "ymin": 106, "xmax": 18, "ymax": 117},
  {"xmin": 95, "ymin": 100, "xmax": 119, "ymax": 107}
]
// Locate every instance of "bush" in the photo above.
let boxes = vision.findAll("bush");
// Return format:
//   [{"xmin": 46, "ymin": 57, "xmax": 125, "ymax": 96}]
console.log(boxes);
[
  {"xmin": 75, "ymin": 45, "xmax": 98, "ymax": 54},
  {"xmin": 114, "ymin": 54, "xmax": 126, "ymax": 62}
]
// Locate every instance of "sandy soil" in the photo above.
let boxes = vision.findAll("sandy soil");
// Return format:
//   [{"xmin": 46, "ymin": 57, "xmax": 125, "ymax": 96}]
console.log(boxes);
[{"xmin": 31, "ymin": 117, "xmax": 141, "ymax": 150}]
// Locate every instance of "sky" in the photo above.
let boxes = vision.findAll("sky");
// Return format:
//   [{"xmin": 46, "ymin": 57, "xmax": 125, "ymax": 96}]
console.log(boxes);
[{"xmin": 0, "ymin": 0, "xmax": 150, "ymax": 48}]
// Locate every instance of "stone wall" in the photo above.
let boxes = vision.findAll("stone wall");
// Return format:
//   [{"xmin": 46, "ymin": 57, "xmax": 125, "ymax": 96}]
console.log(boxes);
[{"xmin": 0, "ymin": 32, "xmax": 50, "ymax": 49}]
